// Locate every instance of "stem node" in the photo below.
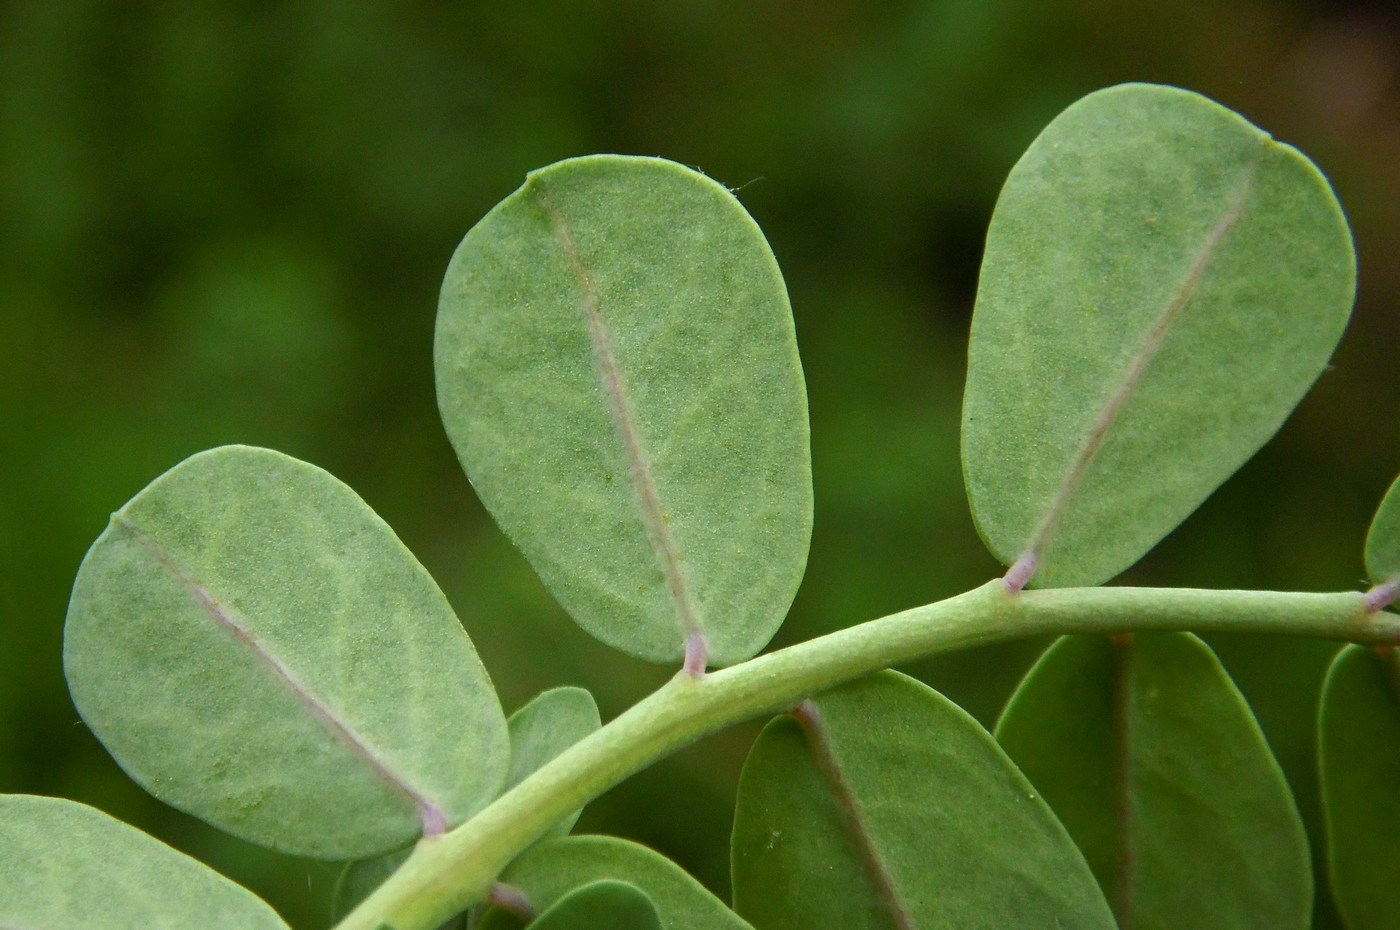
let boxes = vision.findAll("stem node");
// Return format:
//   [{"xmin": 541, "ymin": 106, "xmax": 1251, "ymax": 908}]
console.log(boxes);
[
  {"xmin": 1364, "ymin": 579, "xmax": 1399, "ymax": 615},
  {"xmin": 1004, "ymin": 552, "xmax": 1038, "ymax": 593},
  {"xmin": 684, "ymin": 631, "xmax": 709, "ymax": 677}
]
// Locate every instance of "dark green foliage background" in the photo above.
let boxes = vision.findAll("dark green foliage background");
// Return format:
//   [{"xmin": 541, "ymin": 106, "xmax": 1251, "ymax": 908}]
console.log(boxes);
[{"xmin": 2, "ymin": 2, "xmax": 1397, "ymax": 927}]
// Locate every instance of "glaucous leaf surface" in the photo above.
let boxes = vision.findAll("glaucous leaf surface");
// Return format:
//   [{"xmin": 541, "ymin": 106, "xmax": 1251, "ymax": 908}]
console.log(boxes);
[
  {"xmin": 962, "ymin": 82, "xmax": 1355, "ymax": 587},
  {"xmin": 476, "ymin": 835, "xmax": 753, "ymax": 930},
  {"xmin": 730, "ymin": 670, "xmax": 1114, "ymax": 930},
  {"xmin": 530, "ymin": 880, "xmax": 663, "ymax": 930},
  {"xmin": 1318, "ymin": 645, "xmax": 1400, "ymax": 930},
  {"xmin": 504, "ymin": 685, "xmax": 601, "ymax": 838},
  {"xmin": 1365, "ymin": 474, "xmax": 1400, "ymax": 584},
  {"xmin": 0, "ymin": 794, "xmax": 289, "ymax": 930},
  {"xmin": 436, "ymin": 154, "xmax": 812, "ymax": 666},
  {"xmin": 995, "ymin": 633, "xmax": 1310, "ymax": 930},
  {"xmin": 332, "ymin": 687, "xmax": 600, "ymax": 921},
  {"xmin": 64, "ymin": 445, "xmax": 509, "ymax": 859}
]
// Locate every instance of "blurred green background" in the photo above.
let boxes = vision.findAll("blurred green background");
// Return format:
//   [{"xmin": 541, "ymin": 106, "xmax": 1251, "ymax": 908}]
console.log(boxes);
[{"xmin": 2, "ymin": 1, "xmax": 1398, "ymax": 927}]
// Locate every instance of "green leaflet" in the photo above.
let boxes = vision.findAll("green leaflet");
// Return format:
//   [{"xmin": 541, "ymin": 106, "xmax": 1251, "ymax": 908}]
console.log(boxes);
[
  {"xmin": 436, "ymin": 154, "xmax": 812, "ymax": 666},
  {"xmin": 730, "ymin": 670, "xmax": 1114, "ymax": 929},
  {"xmin": 962, "ymin": 83, "xmax": 1355, "ymax": 587},
  {"xmin": 0, "ymin": 794, "xmax": 288, "ymax": 930},
  {"xmin": 1365, "ymin": 474, "xmax": 1400, "ymax": 585},
  {"xmin": 530, "ymin": 881, "xmax": 663, "ymax": 930},
  {"xmin": 63, "ymin": 445, "xmax": 509, "ymax": 859},
  {"xmin": 995, "ymin": 633, "xmax": 1311, "ymax": 930},
  {"xmin": 1318, "ymin": 645, "xmax": 1400, "ymax": 930},
  {"xmin": 477, "ymin": 835, "xmax": 753, "ymax": 930},
  {"xmin": 333, "ymin": 687, "xmax": 600, "ymax": 921},
  {"xmin": 503, "ymin": 686, "xmax": 602, "ymax": 839}
]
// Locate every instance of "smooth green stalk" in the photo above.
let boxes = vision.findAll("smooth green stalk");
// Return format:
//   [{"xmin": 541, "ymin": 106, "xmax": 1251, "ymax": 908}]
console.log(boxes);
[{"xmin": 336, "ymin": 582, "xmax": 1400, "ymax": 930}]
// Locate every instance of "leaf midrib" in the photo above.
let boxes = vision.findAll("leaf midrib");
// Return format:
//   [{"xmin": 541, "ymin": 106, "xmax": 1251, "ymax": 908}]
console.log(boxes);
[
  {"xmin": 793, "ymin": 700, "xmax": 916, "ymax": 930},
  {"xmin": 112, "ymin": 514, "xmax": 447, "ymax": 833},
  {"xmin": 534, "ymin": 183, "xmax": 705, "ymax": 658},
  {"xmin": 1018, "ymin": 156, "xmax": 1263, "ymax": 582}
]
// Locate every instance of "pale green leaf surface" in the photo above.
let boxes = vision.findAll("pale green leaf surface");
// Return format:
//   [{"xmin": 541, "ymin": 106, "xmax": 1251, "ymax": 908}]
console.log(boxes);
[
  {"xmin": 436, "ymin": 155, "xmax": 812, "ymax": 665},
  {"xmin": 63, "ymin": 445, "xmax": 509, "ymax": 859},
  {"xmin": 476, "ymin": 835, "xmax": 753, "ymax": 930},
  {"xmin": 730, "ymin": 670, "xmax": 1114, "ymax": 930},
  {"xmin": 1365, "ymin": 474, "xmax": 1400, "ymax": 584},
  {"xmin": 995, "ymin": 633, "xmax": 1311, "ymax": 930},
  {"xmin": 963, "ymin": 82, "xmax": 1355, "ymax": 587},
  {"xmin": 333, "ymin": 687, "xmax": 600, "ymax": 922},
  {"xmin": 0, "ymin": 794, "xmax": 288, "ymax": 930},
  {"xmin": 504, "ymin": 686, "xmax": 601, "ymax": 838},
  {"xmin": 1318, "ymin": 645, "xmax": 1400, "ymax": 930},
  {"xmin": 529, "ymin": 880, "xmax": 663, "ymax": 930}
]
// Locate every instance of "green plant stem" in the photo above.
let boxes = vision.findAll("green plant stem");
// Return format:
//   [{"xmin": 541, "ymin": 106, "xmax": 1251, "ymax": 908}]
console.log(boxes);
[{"xmin": 335, "ymin": 581, "xmax": 1400, "ymax": 930}]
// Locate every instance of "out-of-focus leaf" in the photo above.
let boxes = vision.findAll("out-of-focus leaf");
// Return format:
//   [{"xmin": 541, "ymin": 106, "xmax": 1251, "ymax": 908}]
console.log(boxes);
[
  {"xmin": 963, "ymin": 83, "xmax": 1354, "ymax": 587},
  {"xmin": 1365, "ymin": 474, "xmax": 1400, "ymax": 584},
  {"xmin": 0, "ymin": 794, "xmax": 289, "ymax": 930},
  {"xmin": 477, "ymin": 835, "xmax": 753, "ymax": 930},
  {"xmin": 436, "ymin": 154, "xmax": 812, "ymax": 666},
  {"xmin": 1319, "ymin": 644, "xmax": 1400, "ymax": 930},
  {"xmin": 530, "ymin": 880, "xmax": 663, "ymax": 930},
  {"xmin": 64, "ymin": 445, "xmax": 509, "ymax": 859},
  {"xmin": 995, "ymin": 633, "xmax": 1311, "ymax": 929},
  {"xmin": 731, "ymin": 670, "xmax": 1114, "ymax": 929}
]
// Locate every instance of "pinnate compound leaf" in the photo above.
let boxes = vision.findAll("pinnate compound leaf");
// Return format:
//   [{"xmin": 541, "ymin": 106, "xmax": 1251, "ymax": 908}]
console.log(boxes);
[
  {"xmin": 1365, "ymin": 474, "xmax": 1400, "ymax": 585},
  {"xmin": 962, "ymin": 82, "xmax": 1355, "ymax": 587},
  {"xmin": 333, "ymin": 687, "xmax": 601, "ymax": 921},
  {"xmin": 0, "ymin": 794, "xmax": 288, "ymax": 930},
  {"xmin": 436, "ymin": 155, "xmax": 812, "ymax": 666},
  {"xmin": 477, "ymin": 835, "xmax": 754, "ymax": 930},
  {"xmin": 1318, "ymin": 645, "xmax": 1400, "ymax": 930},
  {"xmin": 995, "ymin": 633, "xmax": 1311, "ymax": 930},
  {"xmin": 529, "ymin": 880, "xmax": 663, "ymax": 930},
  {"xmin": 63, "ymin": 445, "xmax": 509, "ymax": 859},
  {"xmin": 730, "ymin": 670, "xmax": 1114, "ymax": 930}
]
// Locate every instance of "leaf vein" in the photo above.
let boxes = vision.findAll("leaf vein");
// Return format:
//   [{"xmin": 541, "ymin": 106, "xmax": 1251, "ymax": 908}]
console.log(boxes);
[
  {"xmin": 1015, "ymin": 157, "xmax": 1262, "ymax": 584},
  {"xmin": 535, "ymin": 185, "xmax": 706, "ymax": 662},
  {"xmin": 793, "ymin": 699, "xmax": 916, "ymax": 930},
  {"xmin": 112, "ymin": 514, "xmax": 448, "ymax": 835}
]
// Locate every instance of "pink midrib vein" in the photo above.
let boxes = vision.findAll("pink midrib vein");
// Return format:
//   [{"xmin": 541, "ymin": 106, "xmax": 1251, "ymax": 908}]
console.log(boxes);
[
  {"xmin": 535, "ymin": 186, "xmax": 706, "ymax": 652},
  {"xmin": 794, "ymin": 700, "xmax": 917, "ymax": 930},
  {"xmin": 113, "ymin": 515, "xmax": 448, "ymax": 834},
  {"xmin": 1017, "ymin": 158, "xmax": 1262, "ymax": 578}
]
